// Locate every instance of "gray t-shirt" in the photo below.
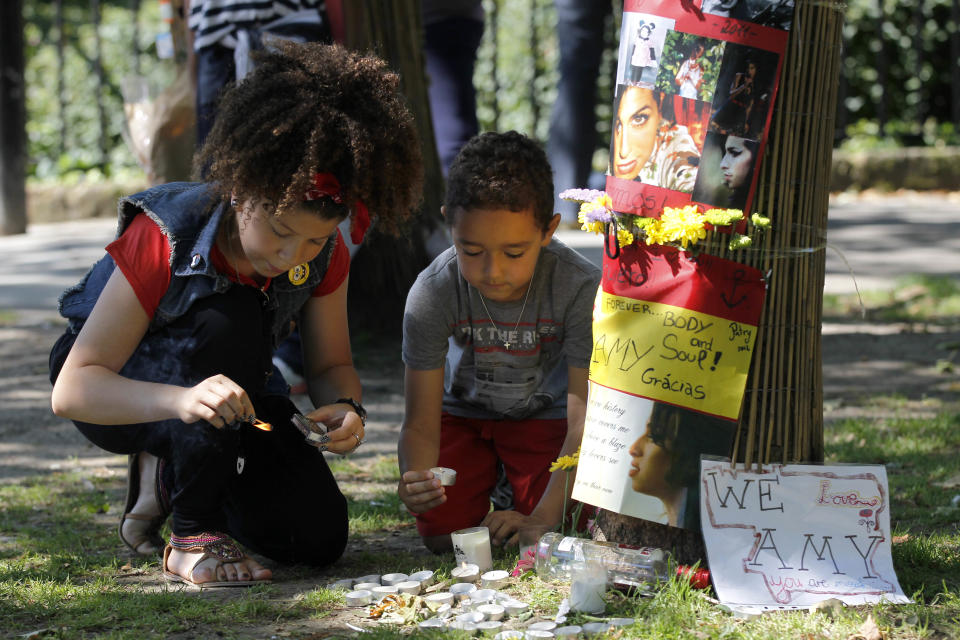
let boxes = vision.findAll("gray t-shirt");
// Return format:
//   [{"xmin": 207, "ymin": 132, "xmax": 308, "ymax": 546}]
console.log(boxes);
[{"xmin": 402, "ymin": 238, "xmax": 601, "ymax": 420}]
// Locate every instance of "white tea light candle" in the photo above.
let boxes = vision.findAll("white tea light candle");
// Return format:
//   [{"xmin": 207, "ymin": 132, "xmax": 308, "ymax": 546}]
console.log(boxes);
[
  {"xmin": 424, "ymin": 591, "xmax": 454, "ymax": 610},
  {"xmin": 380, "ymin": 572, "xmax": 408, "ymax": 586},
  {"xmin": 429, "ymin": 466, "xmax": 457, "ymax": 485},
  {"xmin": 449, "ymin": 582, "xmax": 477, "ymax": 601},
  {"xmin": 451, "ymin": 526, "xmax": 493, "ymax": 571},
  {"xmin": 480, "ymin": 569, "xmax": 508, "ymax": 589},
  {"xmin": 395, "ymin": 580, "xmax": 421, "ymax": 595},
  {"xmin": 344, "ymin": 589, "xmax": 373, "ymax": 606},
  {"xmin": 408, "ymin": 569, "xmax": 435, "ymax": 587},
  {"xmin": 451, "ymin": 562, "xmax": 480, "ymax": 583}
]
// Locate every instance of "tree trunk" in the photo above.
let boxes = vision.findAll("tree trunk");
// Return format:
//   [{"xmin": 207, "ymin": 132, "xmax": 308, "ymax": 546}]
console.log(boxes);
[
  {"xmin": 594, "ymin": 0, "xmax": 846, "ymax": 566},
  {"xmin": 0, "ymin": 0, "xmax": 27, "ymax": 236},
  {"xmin": 341, "ymin": 1, "xmax": 445, "ymax": 337}
]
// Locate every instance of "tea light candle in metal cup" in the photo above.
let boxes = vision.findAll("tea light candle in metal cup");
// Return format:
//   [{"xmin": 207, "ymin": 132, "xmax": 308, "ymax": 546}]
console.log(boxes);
[
  {"xmin": 554, "ymin": 625, "xmax": 583, "ymax": 638},
  {"xmin": 354, "ymin": 573, "xmax": 380, "ymax": 585},
  {"xmin": 494, "ymin": 631, "xmax": 524, "ymax": 640},
  {"xmin": 525, "ymin": 631, "xmax": 554, "ymax": 639},
  {"xmin": 449, "ymin": 620, "xmax": 478, "ymax": 632},
  {"xmin": 480, "ymin": 569, "xmax": 509, "ymax": 589},
  {"xmin": 477, "ymin": 603, "xmax": 505, "ymax": 621},
  {"xmin": 418, "ymin": 618, "xmax": 446, "ymax": 630},
  {"xmin": 353, "ymin": 581, "xmax": 380, "ymax": 592},
  {"xmin": 470, "ymin": 588, "xmax": 497, "ymax": 604},
  {"xmin": 608, "ymin": 618, "xmax": 635, "ymax": 628},
  {"xmin": 344, "ymin": 589, "xmax": 373, "ymax": 606},
  {"xmin": 395, "ymin": 580, "xmax": 421, "ymax": 595},
  {"xmin": 371, "ymin": 585, "xmax": 398, "ymax": 598},
  {"xmin": 429, "ymin": 466, "xmax": 457, "ymax": 486},
  {"xmin": 501, "ymin": 600, "xmax": 529, "ymax": 617},
  {"xmin": 456, "ymin": 611, "xmax": 485, "ymax": 625},
  {"xmin": 451, "ymin": 526, "xmax": 494, "ymax": 572},
  {"xmin": 451, "ymin": 562, "xmax": 480, "ymax": 583},
  {"xmin": 381, "ymin": 572, "xmax": 409, "ymax": 586},
  {"xmin": 528, "ymin": 621, "xmax": 557, "ymax": 632},
  {"xmin": 327, "ymin": 578, "xmax": 354, "ymax": 591},
  {"xmin": 408, "ymin": 569, "xmax": 435, "ymax": 588},
  {"xmin": 581, "ymin": 622, "xmax": 613, "ymax": 636},
  {"xmin": 475, "ymin": 620, "xmax": 503, "ymax": 636},
  {"xmin": 449, "ymin": 582, "xmax": 477, "ymax": 601},
  {"xmin": 424, "ymin": 591, "xmax": 454, "ymax": 611}
]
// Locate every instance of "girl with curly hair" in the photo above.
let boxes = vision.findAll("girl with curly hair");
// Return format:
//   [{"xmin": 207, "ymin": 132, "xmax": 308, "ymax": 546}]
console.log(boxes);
[{"xmin": 49, "ymin": 42, "xmax": 423, "ymax": 586}]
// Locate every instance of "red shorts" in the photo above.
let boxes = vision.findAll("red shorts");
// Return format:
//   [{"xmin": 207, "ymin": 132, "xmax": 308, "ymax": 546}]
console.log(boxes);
[{"xmin": 415, "ymin": 413, "xmax": 567, "ymax": 537}]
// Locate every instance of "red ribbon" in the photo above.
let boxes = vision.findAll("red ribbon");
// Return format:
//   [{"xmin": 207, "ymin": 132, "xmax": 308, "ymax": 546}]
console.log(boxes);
[{"xmin": 303, "ymin": 172, "xmax": 370, "ymax": 244}]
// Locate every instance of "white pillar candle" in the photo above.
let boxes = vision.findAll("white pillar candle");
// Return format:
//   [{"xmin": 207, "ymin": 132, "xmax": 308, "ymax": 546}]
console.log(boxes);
[
  {"xmin": 451, "ymin": 562, "xmax": 480, "ymax": 583},
  {"xmin": 451, "ymin": 526, "xmax": 493, "ymax": 572},
  {"xmin": 570, "ymin": 561, "xmax": 607, "ymax": 614}
]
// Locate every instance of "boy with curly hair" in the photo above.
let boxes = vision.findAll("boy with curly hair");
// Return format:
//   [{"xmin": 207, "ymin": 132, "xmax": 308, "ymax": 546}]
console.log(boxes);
[{"xmin": 398, "ymin": 131, "xmax": 600, "ymax": 552}]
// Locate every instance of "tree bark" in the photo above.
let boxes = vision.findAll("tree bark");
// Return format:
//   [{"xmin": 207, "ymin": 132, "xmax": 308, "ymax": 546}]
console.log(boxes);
[
  {"xmin": 341, "ymin": 1, "xmax": 445, "ymax": 337},
  {"xmin": 0, "ymin": 0, "xmax": 27, "ymax": 236}
]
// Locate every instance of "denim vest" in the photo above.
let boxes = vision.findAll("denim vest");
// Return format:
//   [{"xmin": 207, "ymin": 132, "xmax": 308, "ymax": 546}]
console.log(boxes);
[{"xmin": 58, "ymin": 182, "xmax": 336, "ymax": 395}]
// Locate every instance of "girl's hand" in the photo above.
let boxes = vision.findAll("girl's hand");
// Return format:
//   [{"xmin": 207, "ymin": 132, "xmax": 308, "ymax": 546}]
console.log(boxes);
[
  {"xmin": 398, "ymin": 470, "xmax": 446, "ymax": 514},
  {"xmin": 177, "ymin": 374, "xmax": 256, "ymax": 429},
  {"xmin": 304, "ymin": 403, "xmax": 366, "ymax": 455}
]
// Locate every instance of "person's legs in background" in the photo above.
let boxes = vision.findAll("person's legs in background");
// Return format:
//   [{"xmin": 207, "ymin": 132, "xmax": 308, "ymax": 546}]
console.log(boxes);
[
  {"xmin": 423, "ymin": 14, "xmax": 484, "ymax": 176},
  {"xmin": 194, "ymin": 43, "xmax": 235, "ymax": 149},
  {"xmin": 547, "ymin": 0, "xmax": 613, "ymax": 224}
]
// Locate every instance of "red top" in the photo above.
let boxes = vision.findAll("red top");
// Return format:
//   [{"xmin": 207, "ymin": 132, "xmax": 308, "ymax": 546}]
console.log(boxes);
[{"xmin": 107, "ymin": 214, "xmax": 349, "ymax": 319}]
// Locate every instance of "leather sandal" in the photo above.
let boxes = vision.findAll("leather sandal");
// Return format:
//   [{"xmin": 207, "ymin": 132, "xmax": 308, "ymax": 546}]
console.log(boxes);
[
  {"xmin": 118, "ymin": 453, "xmax": 170, "ymax": 555},
  {"xmin": 162, "ymin": 532, "xmax": 271, "ymax": 588}
]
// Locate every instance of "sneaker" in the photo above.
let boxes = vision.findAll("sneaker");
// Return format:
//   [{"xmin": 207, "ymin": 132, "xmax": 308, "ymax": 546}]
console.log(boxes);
[{"xmin": 272, "ymin": 356, "xmax": 307, "ymax": 395}]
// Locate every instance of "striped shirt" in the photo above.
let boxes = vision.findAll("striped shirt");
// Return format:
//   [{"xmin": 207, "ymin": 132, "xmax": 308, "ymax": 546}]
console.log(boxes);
[{"xmin": 188, "ymin": 0, "xmax": 324, "ymax": 50}]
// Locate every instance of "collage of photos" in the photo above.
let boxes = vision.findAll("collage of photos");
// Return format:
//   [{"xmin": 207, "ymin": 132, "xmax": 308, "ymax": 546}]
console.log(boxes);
[{"xmin": 609, "ymin": 1, "xmax": 788, "ymax": 214}]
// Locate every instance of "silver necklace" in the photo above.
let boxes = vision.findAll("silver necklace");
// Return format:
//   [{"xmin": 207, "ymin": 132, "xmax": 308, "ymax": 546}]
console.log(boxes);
[{"xmin": 474, "ymin": 266, "xmax": 536, "ymax": 350}]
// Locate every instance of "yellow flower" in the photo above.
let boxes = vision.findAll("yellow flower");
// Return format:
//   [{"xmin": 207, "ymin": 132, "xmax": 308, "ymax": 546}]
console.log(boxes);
[
  {"xmin": 751, "ymin": 213, "xmax": 772, "ymax": 229},
  {"xmin": 659, "ymin": 205, "xmax": 706, "ymax": 248},
  {"xmin": 580, "ymin": 220, "xmax": 604, "ymax": 235},
  {"xmin": 643, "ymin": 219, "xmax": 668, "ymax": 245},
  {"xmin": 728, "ymin": 233, "xmax": 753, "ymax": 250},
  {"xmin": 616, "ymin": 227, "xmax": 634, "ymax": 247},
  {"xmin": 703, "ymin": 208, "xmax": 744, "ymax": 227},
  {"xmin": 550, "ymin": 447, "xmax": 580, "ymax": 472}
]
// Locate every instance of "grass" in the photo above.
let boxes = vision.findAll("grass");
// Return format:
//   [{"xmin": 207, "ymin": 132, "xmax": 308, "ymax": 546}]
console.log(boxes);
[
  {"xmin": 2, "ymin": 415, "xmax": 960, "ymax": 638},
  {"xmin": 824, "ymin": 274, "xmax": 960, "ymax": 326}
]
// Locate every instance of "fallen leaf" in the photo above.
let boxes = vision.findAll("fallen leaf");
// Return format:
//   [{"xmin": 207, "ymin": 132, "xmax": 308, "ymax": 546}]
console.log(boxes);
[
  {"xmin": 847, "ymin": 614, "xmax": 884, "ymax": 640},
  {"xmin": 932, "ymin": 473, "xmax": 960, "ymax": 489},
  {"xmin": 891, "ymin": 535, "xmax": 911, "ymax": 544}
]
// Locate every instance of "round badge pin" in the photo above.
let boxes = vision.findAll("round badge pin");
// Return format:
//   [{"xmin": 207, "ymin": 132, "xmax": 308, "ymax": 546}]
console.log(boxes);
[{"xmin": 288, "ymin": 263, "xmax": 309, "ymax": 285}]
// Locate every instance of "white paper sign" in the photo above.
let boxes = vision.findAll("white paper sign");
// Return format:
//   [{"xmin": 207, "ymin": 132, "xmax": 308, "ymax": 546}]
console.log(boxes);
[{"xmin": 701, "ymin": 460, "xmax": 911, "ymax": 608}]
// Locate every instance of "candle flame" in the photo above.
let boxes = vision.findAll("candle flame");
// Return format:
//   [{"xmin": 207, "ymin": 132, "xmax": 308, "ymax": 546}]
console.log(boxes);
[{"xmin": 251, "ymin": 418, "xmax": 272, "ymax": 431}]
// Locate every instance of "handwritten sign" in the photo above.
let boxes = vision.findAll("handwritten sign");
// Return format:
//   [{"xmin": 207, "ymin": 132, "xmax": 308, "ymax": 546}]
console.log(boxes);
[
  {"xmin": 701, "ymin": 460, "xmax": 911, "ymax": 607},
  {"xmin": 593, "ymin": 243, "xmax": 764, "ymax": 420}
]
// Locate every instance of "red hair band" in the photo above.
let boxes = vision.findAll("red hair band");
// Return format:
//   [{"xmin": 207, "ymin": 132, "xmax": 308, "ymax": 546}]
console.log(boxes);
[{"xmin": 303, "ymin": 172, "xmax": 370, "ymax": 244}]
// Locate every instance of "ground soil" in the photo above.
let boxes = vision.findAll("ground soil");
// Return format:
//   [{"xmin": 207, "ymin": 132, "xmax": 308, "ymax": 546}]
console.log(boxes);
[{"xmin": 2, "ymin": 313, "xmax": 958, "ymax": 636}]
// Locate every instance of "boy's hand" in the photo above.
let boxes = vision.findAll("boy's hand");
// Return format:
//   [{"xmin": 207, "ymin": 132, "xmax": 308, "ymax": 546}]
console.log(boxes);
[
  {"xmin": 398, "ymin": 470, "xmax": 446, "ymax": 513},
  {"xmin": 481, "ymin": 511, "xmax": 551, "ymax": 547},
  {"xmin": 178, "ymin": 374, "xmax": 256, "ymax": 429}
]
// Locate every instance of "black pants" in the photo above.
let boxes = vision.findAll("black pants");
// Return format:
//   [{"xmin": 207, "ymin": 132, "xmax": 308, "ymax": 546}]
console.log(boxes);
[{"xmin": 50, "ymin": 287, "xmax": 348, "ymax": 566}]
